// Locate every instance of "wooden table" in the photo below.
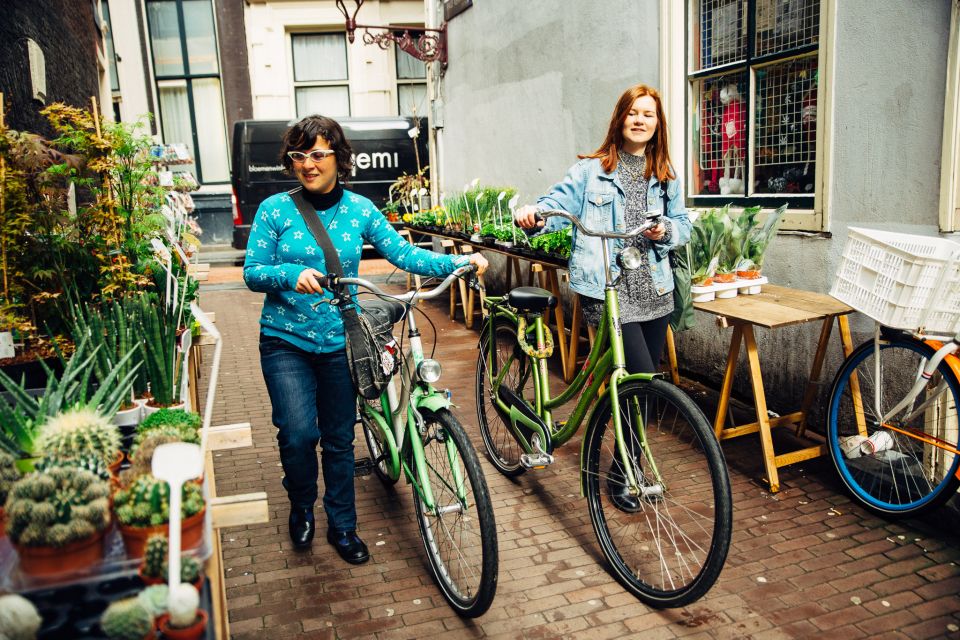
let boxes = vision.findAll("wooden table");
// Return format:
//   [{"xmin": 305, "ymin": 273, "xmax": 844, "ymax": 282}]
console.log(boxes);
[{"xmin": 693, "ymin": 284, "xmax": 856, "ymax": 493}]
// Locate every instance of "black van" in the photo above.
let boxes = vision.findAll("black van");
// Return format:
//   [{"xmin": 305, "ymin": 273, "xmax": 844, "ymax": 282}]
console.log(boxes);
[{"xmin": 230, "ymin": 116, "xmax": 428, "ymax": 249}]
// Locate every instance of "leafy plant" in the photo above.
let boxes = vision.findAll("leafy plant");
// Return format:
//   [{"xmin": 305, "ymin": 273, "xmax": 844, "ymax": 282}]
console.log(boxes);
[
  {"xmin": 113, "ymin": 474, "xmax": 204, "ymax": 528},
  {"xmin": 37, "ymin": 407, "xmax": 121, "ymax": 467},
  {"xmin": 389, "ymin": 166, "xmax": 430, "ymax": 215},
  {"xmin": 100, "ymin": 597, "xmax": 153, "ymax": 640},
  {"xmin": 729, "ymin": 204, "xmax": 788, "ymax": 271},
  {"xmin": 690, "ymin": 206, "xmax": 730, "ymax": 284},
  {"xmin": 530, "ymin": 227, "xmax": 573, "ymax": 258},
  {"xmin": 4, "ymin": 466, "xmax": 111, "ymax": 547},
  {"xmin": 134, "ymin": 293, "xmax": 182, "ymax": 407},
  {"xmin": 139, "ymin": 408, "xmax": 200, "ymax": 433}
]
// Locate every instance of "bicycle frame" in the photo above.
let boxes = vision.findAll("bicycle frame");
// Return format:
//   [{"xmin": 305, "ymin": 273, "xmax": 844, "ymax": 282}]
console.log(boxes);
[
  {"xmin": 482, "ymin": 210, "xmax": 665, "ymax": 496},
  {"xmin": 348, "ymin": 272, "xmax": 472, "ymax": 512}
]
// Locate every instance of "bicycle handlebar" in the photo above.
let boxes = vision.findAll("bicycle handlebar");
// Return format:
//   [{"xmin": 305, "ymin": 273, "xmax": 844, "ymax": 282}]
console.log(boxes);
[
  {"xmin": 320, "ymin": 265, "xmax": 475, "ymax": 304},
  {"xmin": 522, "ymin": 208, "xmax": 661, "ymax": 240}
]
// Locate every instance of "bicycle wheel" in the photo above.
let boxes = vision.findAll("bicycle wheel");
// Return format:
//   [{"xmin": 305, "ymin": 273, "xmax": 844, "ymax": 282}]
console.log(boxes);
[
  {"xmin": 475, "ymin": 319, "xmax": 533, "ymax": 477},
  {"xmin": 360, "ymin": 397, "xmax": 398, "ymax": 485},
  {"xmin": 412, "ymin": 408, "xmax": 498, "ymax": 617},
  {"xmin": 583, "ymin": 378, "xmax": 732, "ymax": 608},
  {"xmin": 827, "ymin": 336, "xmax": 960, "ymax": 517}
]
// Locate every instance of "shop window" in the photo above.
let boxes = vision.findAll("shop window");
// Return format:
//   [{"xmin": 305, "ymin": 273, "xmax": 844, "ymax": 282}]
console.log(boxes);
[
  {"xmin": 689, "ymin": 0, "xmax": 821, "ymax": 209},
  {"xmin": 292, "ymin": 33, "xmax": 350, "ymax": 118},
  {"xmin": 395, "ymin": 42, "xmax": 427, "ymax": 117}
]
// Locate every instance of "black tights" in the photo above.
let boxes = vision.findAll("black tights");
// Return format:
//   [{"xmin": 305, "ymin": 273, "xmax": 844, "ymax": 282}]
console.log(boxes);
[{"xmin": 620, "ymin": 315, "xmax": 671, "ymax": 375}]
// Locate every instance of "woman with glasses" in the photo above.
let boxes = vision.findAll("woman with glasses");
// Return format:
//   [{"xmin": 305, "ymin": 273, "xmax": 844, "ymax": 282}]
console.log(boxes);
[{"xmin": 243, "ymin": 115, "xmax": 487, "ymax": 564}]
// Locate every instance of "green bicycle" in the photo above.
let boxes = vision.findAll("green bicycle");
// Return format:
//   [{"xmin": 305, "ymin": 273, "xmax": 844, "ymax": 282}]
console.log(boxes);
[
  {"xmin": 321, "ymin": 267, "xmax": 498, "ymax": 617},
  {"xmin": 475, "ymin": 210, "xmax": 732, "ymax": 608}
]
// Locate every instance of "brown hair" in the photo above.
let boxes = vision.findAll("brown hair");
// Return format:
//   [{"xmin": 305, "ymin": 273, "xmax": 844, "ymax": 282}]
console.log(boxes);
[
  {"xmin": 580, "ymin": 84, "xmax": 675, "ymax": 183},
  {"xmin": 280, "ymin": 115, "xmax": 354, "ymax": 184}
]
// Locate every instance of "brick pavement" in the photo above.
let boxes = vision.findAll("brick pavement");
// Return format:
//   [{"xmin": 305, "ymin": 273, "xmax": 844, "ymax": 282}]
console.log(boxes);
[{"xmin": 197, "ymin": 264, "xmax": 960, "ymax": 640}]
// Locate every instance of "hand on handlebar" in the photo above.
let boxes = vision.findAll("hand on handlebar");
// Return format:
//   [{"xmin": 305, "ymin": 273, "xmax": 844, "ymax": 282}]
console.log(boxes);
[
  {"xmin": 295, "ymin": 268, "xmax": 327, "ymax": 294},
  {"xmin": 514, "ymin": 205, "xmax": 545, "ymax": 230},
  {"xmin": 468, "ymin": 253, "xmax": 489, "ymax": 275}
]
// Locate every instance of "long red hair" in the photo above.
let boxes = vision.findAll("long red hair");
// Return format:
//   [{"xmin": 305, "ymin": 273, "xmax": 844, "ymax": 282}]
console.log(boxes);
[{"xmin": 580, "ymin": 84, "xmax": 675, "ymax": 183}]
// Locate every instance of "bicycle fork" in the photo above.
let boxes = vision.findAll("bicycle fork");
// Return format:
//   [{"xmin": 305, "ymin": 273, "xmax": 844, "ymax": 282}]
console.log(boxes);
[{"xmin": 605, "ymin": 371, "xmax": 666, "ymax": 499}]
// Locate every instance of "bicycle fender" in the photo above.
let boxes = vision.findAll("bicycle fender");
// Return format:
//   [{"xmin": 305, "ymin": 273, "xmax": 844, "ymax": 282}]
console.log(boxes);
[{"xmin": 415, "ymin": 391, "xmax": 453, "ymax": 413}]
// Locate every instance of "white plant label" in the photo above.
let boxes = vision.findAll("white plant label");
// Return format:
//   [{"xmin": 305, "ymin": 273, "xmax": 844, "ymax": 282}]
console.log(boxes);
[{"xmin": 0, "ymin": 332, "xmax": 14, "ymax": 359}]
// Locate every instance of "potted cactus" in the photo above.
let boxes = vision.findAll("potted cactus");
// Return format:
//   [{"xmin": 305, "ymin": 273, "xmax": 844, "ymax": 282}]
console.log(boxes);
[
  {"xmin": 0, "ymin": 451, "xmax": 21, "ymax": 537},
  {"xmin": 122, "ymin": 433, "xmax": 182, "ymax": 487},
  {"xmin": 100, "ymin": 597, "xmax": 155, "ymax": 640},
  {"xmin": 113, "ymin": 474, "xmax": 205, "ymax": 558},
  {"xmin": 37, "ymin": 407, "xmax": 124, "ymax": 476},
  {"xmin": 164, "ymin": 554, "xmax": 203, "ymax": 590},
  {"xmin": 0, "ymin": 594, "xmax": 42, "ymax": 640},
  {"xmin": 158, "ymin": 584, "xmax": 207, "ymax": 640},
  {"xmin": 137, "ymin": 583, "xmax": 169, "ymax": 620},
  {"xmin": 138, "ymin": 533, "xmax": 168, "ymax": 586},
  {"xmin": 5, "ymin": 466, "xmax": 111, "ymax": 575}
]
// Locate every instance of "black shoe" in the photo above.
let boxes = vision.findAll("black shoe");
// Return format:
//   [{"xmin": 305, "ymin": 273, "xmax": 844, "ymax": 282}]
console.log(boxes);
[
  {"xmin": 289, "ymin": 506, "xmax": 315, "ymax": 549},
  {"xmin": 326, "ymin": 529, "xmax": 370, "ymax": 564},
  {"xmin": 607, "ymin": 463, "xmax": 642, "ymax": 514}
]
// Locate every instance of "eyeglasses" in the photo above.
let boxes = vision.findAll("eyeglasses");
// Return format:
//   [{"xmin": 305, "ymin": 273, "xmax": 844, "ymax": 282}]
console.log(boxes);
[{"xmin": 287, "ymin": 149, "xmax": 336, "ymax": 164}]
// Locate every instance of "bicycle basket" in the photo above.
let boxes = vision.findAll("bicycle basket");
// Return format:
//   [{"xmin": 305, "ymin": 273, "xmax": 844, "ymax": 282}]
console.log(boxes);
[{"xmin": 830, "ymin": 227, "xmax": 960, "ymax": 335}]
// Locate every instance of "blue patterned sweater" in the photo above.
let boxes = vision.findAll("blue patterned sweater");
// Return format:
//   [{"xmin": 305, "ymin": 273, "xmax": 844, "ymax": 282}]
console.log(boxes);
[{"xmin": 243, "ymin": 188, "xmax": 467, "ymax": 353}]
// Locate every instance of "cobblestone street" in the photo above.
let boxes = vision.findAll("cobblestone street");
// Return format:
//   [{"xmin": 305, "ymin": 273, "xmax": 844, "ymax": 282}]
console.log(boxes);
[{"xmin": 199, "ymin": 265, "xmax": 960, "ymax": 640}]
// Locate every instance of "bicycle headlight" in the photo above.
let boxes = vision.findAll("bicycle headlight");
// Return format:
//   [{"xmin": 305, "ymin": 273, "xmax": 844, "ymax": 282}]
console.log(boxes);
[
  {"xmin": 617, "ymin": 246, "xmax": 644, "ymax": 271},
  {"xmin": 417, "ymin": 359, "xmax": 442, "ymax": 383}
]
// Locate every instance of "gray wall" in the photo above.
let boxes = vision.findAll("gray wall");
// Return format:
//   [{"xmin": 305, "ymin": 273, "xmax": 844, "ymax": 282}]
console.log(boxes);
[{"xmin": 440, "ymin": 0, "xmax": 954, "ymax": 420}]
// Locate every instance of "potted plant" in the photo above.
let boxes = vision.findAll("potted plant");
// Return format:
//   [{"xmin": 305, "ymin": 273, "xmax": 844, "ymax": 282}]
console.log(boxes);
[
  {"xmin": 158, "ymin": 584, "xmax": 207, "ymax": 640},
  {"xmin": 5, "ymin": 466, "xmax": 111, "ymax": 576},
  {"xmin": 134, "ymin": 294, "xmax": 185, "ymax": 414},
  {"xmin": 0, "ymin": 451, "xmax": 20, "ymax": 537},
  {"xmin": 100, "ymin": 597, "xmax": 155, "ymax": 640},
  {"xmin": 37, "ymin": 407, "xmax": 124, "ymax": 476},
  {"xmin": 529, "ymin": 227, "xmax": 572, "ymax": 261},
  {"xmin": 138, "ymin": 533, "xmax": 168, "ymax": 586},
  {"xmin": 122, "ymin": 432, "xmax": 183, "ymax": 487},
  {"xmin": 0, "ymin": 594, "xmax": 42, "ymax": 640},
  {"xmin": 137, "ymin": 583, "xmax": 169, "ymax": 621},
  {"xmin": 730, "ymin": 203, "xmax": 788, "ymax": 278},
  {"xmin": 113, "ymin": 474, "xmax": 205, "ymax": 558}
]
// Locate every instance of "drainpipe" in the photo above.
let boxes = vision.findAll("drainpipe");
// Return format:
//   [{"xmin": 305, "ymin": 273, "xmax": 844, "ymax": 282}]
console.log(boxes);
[{"xmin": 424, "ymin": 0, "xmax": 443, "ymax": 209}]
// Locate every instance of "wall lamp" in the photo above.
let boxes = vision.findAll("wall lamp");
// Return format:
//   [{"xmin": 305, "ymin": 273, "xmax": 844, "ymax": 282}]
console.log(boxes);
[{"xmin": 335, "ymin": 0, "xmax": 448, "ymax": 69}]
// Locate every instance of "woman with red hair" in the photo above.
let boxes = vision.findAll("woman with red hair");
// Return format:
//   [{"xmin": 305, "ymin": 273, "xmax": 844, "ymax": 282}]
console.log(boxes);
[{"xmin": 516, "ymin": 84, "xmax": 691, "ymax": 376}]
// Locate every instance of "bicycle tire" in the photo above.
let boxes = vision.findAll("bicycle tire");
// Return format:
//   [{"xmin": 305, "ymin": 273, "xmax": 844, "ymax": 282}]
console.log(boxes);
[
  {"xmin": 583, "ymin": 378, "xmax": 732, "ymax": 608},
  {"xmin": 360, "ymin": 397, "xmax": 399, "ymax": 486},
  {"xmin": 827, "ymin": 336, "xmax": 960, "ymax": 517},
  {"xmin": 475, "ymin": 319, "xmax": 531, "ymax": 477},
  {"xmin": 412, "ymin": 408, "xmax": 499, "ymax": 617}
]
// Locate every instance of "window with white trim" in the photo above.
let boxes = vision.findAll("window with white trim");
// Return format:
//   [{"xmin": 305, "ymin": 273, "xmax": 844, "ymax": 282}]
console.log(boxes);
[
  {"xmin": 395, "ymin": 43, "xmax": 427, "ymax": 117},
  {"xmin": 291, "ymin": 33, "xmax": 350, "ymax": 118},
  {"xmin": 689, "ymin": 0, "xmax": 821, "ymax": 209}
]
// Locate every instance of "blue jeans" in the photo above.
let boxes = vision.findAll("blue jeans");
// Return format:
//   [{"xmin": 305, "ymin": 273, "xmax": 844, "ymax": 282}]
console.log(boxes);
[{"xmin": 259, "ymin": 334, "xmax": 358, "ymax": 532}]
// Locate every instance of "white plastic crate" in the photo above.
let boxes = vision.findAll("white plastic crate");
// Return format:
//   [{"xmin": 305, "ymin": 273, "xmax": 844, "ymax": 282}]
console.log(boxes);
[{"xmin": 830, "ymin": 227, "xmax": 960, "ymax": 335}]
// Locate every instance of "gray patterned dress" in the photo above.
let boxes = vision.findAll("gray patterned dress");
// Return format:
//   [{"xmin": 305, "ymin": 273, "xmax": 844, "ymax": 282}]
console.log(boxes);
[{"xmin": 580, "ymin": 151, "xmax": 673, "ymax": 326}]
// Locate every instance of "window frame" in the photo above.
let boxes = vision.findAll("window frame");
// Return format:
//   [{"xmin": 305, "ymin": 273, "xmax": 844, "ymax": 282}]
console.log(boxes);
[
  {"xmin": 289, "ymin": 31, "xmax": 352, "ymax": 119},
  {"xmin": 939, "ymin": 0, "xmax": 960, "ymax": 233},
  {"xmin": 393, "ymin": 32, "xmax": 428, "ymax": 118},
  {"xmin": 681, "ymin": 0, "xmax": 837, "ymax": 232},
  {"xmin": 145, "ymin": 0, "xmax": 230, "ymax": 184}
]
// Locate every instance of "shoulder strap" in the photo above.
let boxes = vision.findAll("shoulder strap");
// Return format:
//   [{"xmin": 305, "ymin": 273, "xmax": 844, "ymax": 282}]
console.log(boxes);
[{"xmin": 289, "ymin": 188, "xmax": 363, "ymax": 324}]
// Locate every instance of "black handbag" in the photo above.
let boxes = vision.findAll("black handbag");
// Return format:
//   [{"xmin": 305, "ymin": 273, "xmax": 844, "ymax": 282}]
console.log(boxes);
[
  {"xmin": 662, "ymin": 186, "xmax": 695, "ymax": 332},
  {"xmin": 290, "ymin": 188, "xmax": 400, "ymax": 399}
]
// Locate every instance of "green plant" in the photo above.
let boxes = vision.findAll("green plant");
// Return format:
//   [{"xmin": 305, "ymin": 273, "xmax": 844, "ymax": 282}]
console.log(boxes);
[
  {"xmin": 0, "ymin": 451, "xmax": 20, "ymax": 508},
  {"xmin": 0, "ymin": 594, "xmax": 42, "ymax": 640},
  {"xmin": 0, "ymin": 336, "xmax": 140, "ymax": 459},
  {"xmin": 729, "ymin": 203, "xmax": 788, "ymax": 271},
  {"xmin": 123, "ymin": 432, "xmax": 182, "ymax": 486},
  {"xmin": 4, "ymin": 466, "xmax": 110, "ymax": 547},
  {"xmin": 163, "ymin": 554, "xmax": 202, "ymax": 585},
  {"xmin": 134, "ymin": 293, "xmax": 183, "ymax": 407},
  {"xmin": 389, "ymin": 166, "xmax": 430, "ymax": 215},
  {"xmin": 37, "ymin": 407, "xmax": 121, "ymax": 467},
  {"xmin": 139, "ymin": 408, "xmax": 201, "ymax": 433},
  {"xmin": 690, "ymin": 206, "xmax": 730, "ymax": 284},
  {"xmin": 142, "ymin": 532, "xmax": 168, "ymax": 578},
  {"xmin": 530, "ymin": 227, "xmax": 573, "ymax": 258},
  {"xmin": 34, "ymin": 454, "xmax": 111, "ymax": 483},
  {"xmin": 137, "ymin": 584, "xmax": 169, "ymax": 618},
  {"xmin": 131, "ymin": 424, "xmax": 199, "ymax": 459},
  {"xmin": 100, "ymin": 597, "xmax": 154, "ymax": 640},
  {"xmin": 113, "ymin": 474, "xmax": 204, "ymax": 528}
]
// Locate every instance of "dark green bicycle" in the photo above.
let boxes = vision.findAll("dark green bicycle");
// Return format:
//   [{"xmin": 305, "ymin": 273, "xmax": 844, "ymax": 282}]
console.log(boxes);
[{"xmin": 475, "ymin": 209, "xmax": 732, "ymax": 608}]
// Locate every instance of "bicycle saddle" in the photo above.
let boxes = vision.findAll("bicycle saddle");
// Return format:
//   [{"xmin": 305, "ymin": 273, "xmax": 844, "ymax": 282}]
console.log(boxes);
[
  {"xmin": 506, "ymin": 287, "xmax": 558, "ymax": 312},
  {"xmin": 359, "ymin": 299, "xmax": 406, "ymax": 326}
]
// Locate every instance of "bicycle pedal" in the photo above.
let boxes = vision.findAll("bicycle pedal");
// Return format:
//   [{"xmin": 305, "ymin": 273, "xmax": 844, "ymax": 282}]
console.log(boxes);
[{"xmin": 520, "ymin": 452, "xmax": 555, "ymax": 469}]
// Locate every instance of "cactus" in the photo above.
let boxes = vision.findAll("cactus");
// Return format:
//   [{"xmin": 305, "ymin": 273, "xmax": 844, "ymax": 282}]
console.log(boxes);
[
  {"xmin": 37, "ymin": 407, "xmax": 121, "ymax": 468},
  {"xmin": 130, "ymin": 423, "xmax": 199, "ymax": 458},
  {"xmin": 100, "ymin": 597, "xmax": 154, "ymax": 640},
  {"xmin": 4, "ymin": 467, "xmax": 111, "ymax": 547},
  {"xmin": 137, "ymin": 584, "xmax": 169, "ymax": 618},
  {"xmin": 0, "ymin": 594, "xmax": 42, "ymax": 640},
  {"xmin": 142, "ymin": 533, "xmax": 168, "ymax": 578},
  {"xmin": 167, "ymin": 583, "xmax": 200, "ymax": 629},
  {"xmin": 0, "ymin": 451, "xmax": 21, "ymax": 505},
  {"xmin": 135, "ymin": 293, "xmax": 181, "ymax": 407},
  {"xmin": 34, "ymin": 454, "xmax": 111, "ymax": 483},
  {"xmin": 122, "ymin": 432, "xmax": 181, "ymax": 487},
  {"xmin": 163, "ymin": 554, "xmax": 202, "ymax": 585},
  {"xmin": 113, "ymin": 474, "xmax": 204, "ymax": 528}
]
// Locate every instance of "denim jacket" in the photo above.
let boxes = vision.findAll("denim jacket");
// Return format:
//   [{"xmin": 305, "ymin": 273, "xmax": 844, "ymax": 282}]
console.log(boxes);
[{"xmin": 535, "ymin": 157, "xmax": 691, "ymax": 300}]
